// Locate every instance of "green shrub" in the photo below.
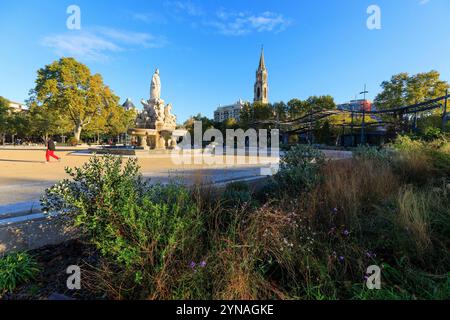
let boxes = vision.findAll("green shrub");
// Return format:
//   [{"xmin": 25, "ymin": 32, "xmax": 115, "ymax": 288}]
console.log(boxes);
[
  {"xmin": 422, "ymin": 127, "xmax": 443, "ymax": 142},
  {"xmin": 42, "ymin": 155, "xmax": 203, "ymax": 298},
  {"xmin": 353, "ymin": 145, "xmax": 395, "ymax": 164},
  {"xmin": 391, "ymin": 135, "xmax": 450, "ymax": 183},
  {"xmin": 274, "ymin": 144, "xmax": 325, "ymax": 195},
  {"xmin": 67, "ymin": 137, "xmax": 79, "ymax": 146},
  {"xmin": 0, "ymin": 252, "xmax": 40, "ymax": 296},
  {"xmin": 221, "ymin": 181, "xmax": 256, "ymax": 209}
]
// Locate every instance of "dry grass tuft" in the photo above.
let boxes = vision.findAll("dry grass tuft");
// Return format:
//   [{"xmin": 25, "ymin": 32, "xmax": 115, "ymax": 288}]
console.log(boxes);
[
  {"xmin": 396, "ymin": 186, "xmax": 432, "ymax": 253},
  {"xmin": 305, "ymin": 159, "xmax": 399, "ymax": 226}
]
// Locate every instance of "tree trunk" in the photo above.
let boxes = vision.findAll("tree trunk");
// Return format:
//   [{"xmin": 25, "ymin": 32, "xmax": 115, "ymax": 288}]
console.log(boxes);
[{"xmin": 74, "ymin": 123, "xmax": 82, "ymax": 141}]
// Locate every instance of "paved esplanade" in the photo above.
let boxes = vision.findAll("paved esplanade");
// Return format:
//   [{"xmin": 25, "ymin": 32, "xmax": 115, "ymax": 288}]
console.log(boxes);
[{"xmin": 0, "ymin": 147, "xmax": 280, "ymax": 205}]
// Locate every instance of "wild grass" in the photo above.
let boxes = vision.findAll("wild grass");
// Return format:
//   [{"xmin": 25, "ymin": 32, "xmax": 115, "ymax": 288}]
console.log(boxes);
[{"xmin": 396, "ymin": 186, "xmax": 432, "ymax": 253}]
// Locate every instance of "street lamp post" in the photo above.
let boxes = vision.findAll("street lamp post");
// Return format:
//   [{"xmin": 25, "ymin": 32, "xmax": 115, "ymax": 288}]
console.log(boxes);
[
  {"xmin": 350, "ymin": 103, "xmax": 355, "ymax": 147},
  {"xmin": 360, "ymin": 84, "xmax": 369, "ymax": 145}
]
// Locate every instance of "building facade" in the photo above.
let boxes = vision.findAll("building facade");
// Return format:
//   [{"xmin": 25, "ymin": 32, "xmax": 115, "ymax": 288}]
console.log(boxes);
[
  {"xmin": 254, "ymin": 47, "xmax": 269, "ymax": 104},
  {"xmin": 8, "ymin": 101, "xmax": 25, "ymax": 113},
  {"xmin": 214, "ymin": 99, "xmax": 246, "ymax": 122}
]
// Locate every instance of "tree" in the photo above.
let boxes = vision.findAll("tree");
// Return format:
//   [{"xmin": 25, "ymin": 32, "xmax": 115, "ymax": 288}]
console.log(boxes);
[
  {"xmin": 0, "ymin": 96, "xmax": 9, "ymax": 145},
  {"xmin": 374, "ymin": 73, "xmax": 409, "ymax": 110},
  {"xmin": 183, "ymin": 113, "xmax": 215, "ymax": 142},
  {"xmin": 30, "ymin": 57, "xmax": 120, "ymax": 141},
  {"xmin": 27, "ymin": 100, "xmax": 72, "ymax": 142},
  {"xmin": 406, "ymin": 71, "xmax": 448, "ymax": 104},
  {"xmin": 7, "ymin": 111, "xmax": 30, "ymax": 142},
  {"xmin": 315, "ymin": 119, "xmax": 332, "ymax": 144},
  {"xmin": 239, "ymin": 102, "xmax": 253, "ymax": 128},
  {"xmin": 106, "ymin": 107, "xmax": 136, "ymax": 137},
  {"xmin": 253, "ymin": 101, "xmax": 274, "ymax": 121},
  {"xmin": 84, "ymin": 108, "xmax": 108, "ymax": 143},
  {"xmin": 84, "ymin": 102, "xmax": 136, "ymax": 143},
  {"xmin": 374, "ymin": 71, "xmax": 449, "ymax": 132},
  {"xmin": 375, "ymin": 71, "xmax": 449, "ymax": 109},
  {"xmin": 222, "ymin": 117, "xmax": 239, "ymax": 130},
  {"xmin": 0, "ymin": 97, "xmax": 31, "ymax": 144},
  {"xmin": 304, "ymin": 95, "xmax": 336, "ymax": 113},
  {"xmin": 287, "ymin": 98, "xmax": 305, "ymax": 119},
  {"xmin": 273, "ymin": 101, "xmax": 288, "ymax": 121}
]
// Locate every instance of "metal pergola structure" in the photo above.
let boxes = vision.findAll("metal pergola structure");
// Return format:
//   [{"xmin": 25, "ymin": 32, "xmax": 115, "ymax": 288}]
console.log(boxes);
[{"xmin": 253, "ymin": 91, "xmax": 450, "ymax": 142}]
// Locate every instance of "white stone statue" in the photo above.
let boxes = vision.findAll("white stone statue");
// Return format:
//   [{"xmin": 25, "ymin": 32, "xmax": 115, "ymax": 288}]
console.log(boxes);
[
  {"xmin": 136, "ymin": 68, "xmax": 177, "ymax": 130},
  {"xmin": 150, "ymin": 69, "xmax": 161, "ymax": 101},
  {"xmin": 164, "ymin": 103, "xmax": 177, "ymax": 126},
  {"xmin": 156, "ymin": 103, "xmax": 165, "ymax": 123}
]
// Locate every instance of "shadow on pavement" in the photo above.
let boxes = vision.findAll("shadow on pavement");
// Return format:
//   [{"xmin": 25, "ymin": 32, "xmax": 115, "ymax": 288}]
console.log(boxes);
[{"xmin": 0, "ymin": 159, "xmax": 45, "ymax": 163}]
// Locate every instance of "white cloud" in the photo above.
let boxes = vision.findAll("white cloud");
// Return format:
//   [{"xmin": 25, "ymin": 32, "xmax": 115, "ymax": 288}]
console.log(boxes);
[
  {"xmin": 206, "ymin": 10, "xmax": 292, "ymax": 36},
  {"xmin": 131, "ymin": 12, "xmax": 168, "ymax": 24},
  {"xmin": 41, "ymin": 32, "xmax": 121, "ymax": 62},
  {"xmin": 41, "ymin": 28, "xmax": 167, "ymax": 62},
  {"xmin": 419, "ymin": 0, "xmax": 431, "ymax": 4},
  {"xmin": 164, "ymin": 0, "xmax": 205, "ymax": 17},
  {"xmin": 130, "ymin": 5, "xmax": 293, "ymax": 37},
  {"xmin": 97, "ymin": 28, "xmax": 167, "ymax": 48}
]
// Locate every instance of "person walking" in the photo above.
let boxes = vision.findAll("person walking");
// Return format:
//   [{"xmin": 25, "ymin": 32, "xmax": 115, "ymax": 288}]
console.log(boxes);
[{"xmin": 45, "ymin": 138, "xmax": 61, "ymax": 163}]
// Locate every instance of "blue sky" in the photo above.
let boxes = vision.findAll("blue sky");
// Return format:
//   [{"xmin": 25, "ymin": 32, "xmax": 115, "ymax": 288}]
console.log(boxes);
[{"xmin": 0, "ymin": 0, "xmax": 449, "ymax": 122}]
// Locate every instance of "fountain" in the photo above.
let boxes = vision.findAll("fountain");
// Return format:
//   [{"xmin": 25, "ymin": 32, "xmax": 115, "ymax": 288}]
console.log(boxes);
[{"xmin": 128, "ymin": 69, "xmax": 183, "ymax": 150}]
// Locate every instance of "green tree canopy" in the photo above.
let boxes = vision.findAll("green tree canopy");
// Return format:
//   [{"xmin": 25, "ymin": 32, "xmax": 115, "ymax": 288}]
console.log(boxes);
[
  {"xmin": 0, "ymin": 96, "xmax": 8, "ymax": 113},
  {"xmin": 304, "ymin": 95, "xmax": 336, "ymax": 113},
  {"xmin": 273, "ymin": 101, "xmax": 288, "ymax": 121},
  {"xmin": 7, "ymin": 111, "xmax": 30, "ymax": 140},
  {"xmin": 0, "ymin": 96, "xmax": 10, "ymax": 144},
  {"xmin": 238, "ymin": 102, "xmax": 253, "ymax": 128},
  {"xmin": 375, "ymin": 71, "xmax": 449, "ymax": 110},
  {"xmin": 287, "ymin": 98, "xmax": 305, "ymax": 119},
  {"xmin": 252, "ymin": 101, "xmax": 274, "ymax": 121},
  {"xmin": 105, "ymin": 107, "xmax": 136, "ymax": 137},
  {"xmin": 29, "ymin": 57, "xmax": 121, "ymax": 141},
  {"xmin": 84, "ymin": 104, "xmax": 136, "ymax": 142},
  {"xmin": 27, "ymin": 100, "xmax": 72, "ymax": 141},
  {"xmin": 183, "ymin": 113, "xmax": 215, "ymax": 140}
]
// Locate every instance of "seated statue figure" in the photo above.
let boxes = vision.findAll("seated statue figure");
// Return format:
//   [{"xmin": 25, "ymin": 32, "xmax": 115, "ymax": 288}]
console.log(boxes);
[{"xmin": 164, "ymin": 104, "xmax": 177, "ymax": 126}]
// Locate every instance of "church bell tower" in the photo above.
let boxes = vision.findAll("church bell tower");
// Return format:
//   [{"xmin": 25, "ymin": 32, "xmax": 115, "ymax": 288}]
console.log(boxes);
[{"xmin": 254, "ymin": 47, "xmax": 269, "ymax": 104}]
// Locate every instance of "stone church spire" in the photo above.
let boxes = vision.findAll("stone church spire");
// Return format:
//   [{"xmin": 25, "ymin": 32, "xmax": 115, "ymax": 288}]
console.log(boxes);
[
  {"xmin": 258, "ymin": 46, "xmax": 266, "ymax": 70},
  {"xmin": 254, "ymin": 46, "xmax": 269, "ymax": 104}
]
